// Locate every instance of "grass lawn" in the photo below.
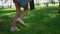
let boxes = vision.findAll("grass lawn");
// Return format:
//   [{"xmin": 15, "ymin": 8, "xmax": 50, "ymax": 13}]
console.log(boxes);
[{"xmin": 0, "ymin": 6, "xmax": 60, "ymax": 34}]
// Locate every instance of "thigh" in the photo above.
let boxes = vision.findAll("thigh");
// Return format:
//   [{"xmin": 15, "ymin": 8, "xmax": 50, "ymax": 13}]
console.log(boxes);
[{"xmin": 13, "ymin": 0, "xmax": 20, "ymax": 10}]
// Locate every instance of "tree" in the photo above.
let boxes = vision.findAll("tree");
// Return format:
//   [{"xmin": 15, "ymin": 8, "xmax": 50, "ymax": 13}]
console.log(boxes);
[
  {"xmin": 42, "ymin": 0, "xmax": 49, "ymax": 7},
  {"xmin": 49, "ymin": 0, "xmax": 55, "ymax": 5},
  {"xmin": 29, "ymin": 0, "xmax": 35, "ymax": 10},
  {"xmin": 44, "ymin": 1, "xmax": 49, "ymax": 7},
  {"xmin": 46, "ymin": 2, "xmax": 49, "ymax": 7},
  {"xmin": 59, "ymin": 0, "xmax": 60, "ymax": 13}
]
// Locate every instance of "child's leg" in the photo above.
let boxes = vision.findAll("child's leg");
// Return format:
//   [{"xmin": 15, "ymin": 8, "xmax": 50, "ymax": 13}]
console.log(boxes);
[
  {"xmin": 20, "ymin": 7, "xmax": 28, "ymax": 19},
  {"xmin": 17, "ymin": 7, "xmax": 28, "ymax": 27},
  {"xmin": 12, "ymin": 2, "xmax": 20, "ymax": 28},
  {"xmin": 11, "ymin": 0, "xmax": 20, "ymax": 31}
]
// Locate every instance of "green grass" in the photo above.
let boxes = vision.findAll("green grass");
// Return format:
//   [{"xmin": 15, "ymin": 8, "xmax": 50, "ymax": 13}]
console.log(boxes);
[{"xmin": 0, "ymin": 6, "xmax": 60, "ymax": 34}]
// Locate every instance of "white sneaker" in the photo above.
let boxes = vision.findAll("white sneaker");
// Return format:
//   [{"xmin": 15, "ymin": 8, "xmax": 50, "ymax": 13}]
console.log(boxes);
[
  {"xmin": 10, "ymin": 27, "xmax": 20, "ymax": 32},
  {"xmin": 17, "ymin": 18, "xmax": 26, "ymax": 27}
]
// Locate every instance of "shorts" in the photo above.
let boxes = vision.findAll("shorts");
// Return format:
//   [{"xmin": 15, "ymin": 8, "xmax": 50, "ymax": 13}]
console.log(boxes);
[{"xmin": 16, "ymin": 0, "xmax": 28, "ymax": 7}]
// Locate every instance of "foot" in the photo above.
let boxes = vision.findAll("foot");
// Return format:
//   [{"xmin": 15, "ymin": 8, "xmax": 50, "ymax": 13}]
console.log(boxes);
[
  {"xmin": 10, "ymin": 27, "xmax": 20, "ymax": 32},
  {"xmin": 17, "ymin": 18, "xmax": 26, "ymax": 27}
]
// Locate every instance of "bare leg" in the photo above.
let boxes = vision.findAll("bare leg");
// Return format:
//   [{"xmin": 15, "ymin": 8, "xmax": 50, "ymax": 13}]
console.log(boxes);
[
  {"xmin": 11, "ymin": 0, "xmax": 20, "ymax": 31},
  {"xmin": 12, "ymin": 2, "xmax": 20, "ymax": 28},
  {"xmin": 17, "ymin": 7, "xmax": 28, "ymax": 27},
  {"xmin": 20, "ymin": 7, "xmax": 28, "ymax": 19}
]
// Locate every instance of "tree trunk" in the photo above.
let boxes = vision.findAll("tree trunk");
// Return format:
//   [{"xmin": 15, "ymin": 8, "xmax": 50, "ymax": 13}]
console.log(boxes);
[
  {"xmin": 59, "ymin": 0, "xmax": 60, "ymax": 13},
  {"xmin": 46, "ymin": 2, "xmax": 48, "ymax": 7},
  {"xmin": 30, "ymin": 0, "xmax": 35, "ymax": 10}
]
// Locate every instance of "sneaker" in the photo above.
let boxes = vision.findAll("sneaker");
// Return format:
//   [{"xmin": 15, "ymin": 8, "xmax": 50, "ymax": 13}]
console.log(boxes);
[
  {"xmin": 10, "ymin": 27, "xmax": 20, "ymax": 32},
  {"xmin": 17, "ymin": 18, "xmax": 26, "ymax": 27}
]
